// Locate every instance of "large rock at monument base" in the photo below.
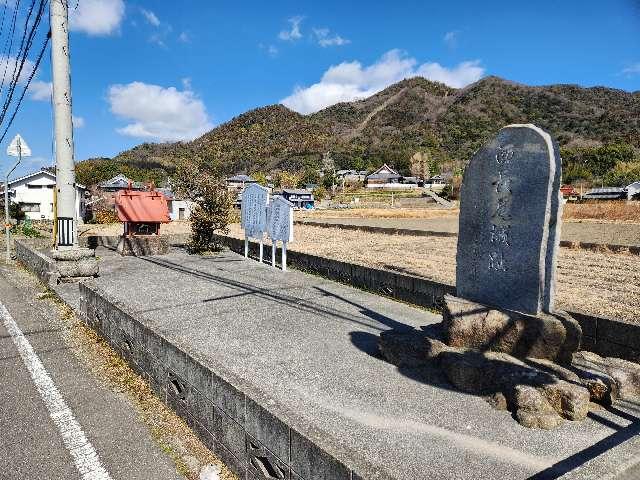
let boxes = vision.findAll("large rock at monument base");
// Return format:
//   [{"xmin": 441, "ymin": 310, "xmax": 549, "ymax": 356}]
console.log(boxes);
[
  {"xmin": 514, "ymin": 385, "xmax": 564, "ymax": 430},
  {"xmin": 540, "ymin": 380, "xmax": 590, "ymax": 421},
  {"xmin": 442, "ymin": 295, "xmax": 581, "ymax": 364},
  {"xmin": 378, "ymin": 329, "xmax": 450, "ymax": 367},
  {"xmin": 573, "ymin": 351, "xmax": 640, "ymax": 402},
  {"xmin": 439, "ymin": 349, "xmax": 591, "ymax": 428}
]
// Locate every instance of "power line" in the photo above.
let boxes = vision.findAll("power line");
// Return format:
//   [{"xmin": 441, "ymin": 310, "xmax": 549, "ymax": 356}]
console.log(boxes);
[
  {"xmin": 0, "ymin": 0, "xmax": 48, "ymax": 131},
  {"xmin": 0, "ymin": 32, "xmax": 50, "ymax": 145},
  {"xmin": 0, "ymin": 0, "xmax": 23, "ymax": 99}
]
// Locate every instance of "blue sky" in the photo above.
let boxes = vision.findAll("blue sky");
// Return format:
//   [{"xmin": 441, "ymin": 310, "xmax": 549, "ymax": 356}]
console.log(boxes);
[{"xmin": 4, "ymin": 0, "xmax": 640, "ymax": 177}]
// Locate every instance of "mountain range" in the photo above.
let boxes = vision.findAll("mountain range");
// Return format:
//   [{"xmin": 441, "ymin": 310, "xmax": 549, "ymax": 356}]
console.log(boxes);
[{"xmin": 81, "ymin": 76, "xmax": 640, "ymax": 181}]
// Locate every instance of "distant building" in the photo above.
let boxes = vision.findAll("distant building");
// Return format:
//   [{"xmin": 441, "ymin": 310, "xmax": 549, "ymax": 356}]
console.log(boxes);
[
  {"xmin": 626, "ymin": 181, "xmax": 640, "ymax": 200},
  {"xmin": 98, "ymin": 174, "xmax": 145, "ymax": 192},
  {"xmin": 582, "ymin": 187, "xmax": 627, "ymax": 201},
  {"xmin": 336, "ymin": 169, "xmax": 367, "ymax": 184},
  {"xmin": 226, "ymin": 174, "xmax": 257, "ymax": 191},
  {"xmin": 365, "ymin": 164, "xmax": 421, "ymax": 189},
  {"xmin": 1, "ymin": 169, "xmax": 86, "ymax": 221},
  {"xmin": 156, "ymin": 188, "xmax": 193, "ymax": 220},
  {"xmin": 281, "ymin": 189, "xmax": 315, "ymax": 209},
  {"xmin": 424, "ymin": 174, "xmax": 448, "ymax": 192}
]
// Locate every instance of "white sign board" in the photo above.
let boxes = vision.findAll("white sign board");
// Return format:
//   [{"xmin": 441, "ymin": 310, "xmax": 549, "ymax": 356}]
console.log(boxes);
[
  {"xmin": 267, "ymin": 196, "xmax": 294, "ymax": 243},
  {"xmin": 241, "ymin": 183, "xmax": 269, "ymax": 238},
  {"xmin": 7, "ymin": 134, "xmax": 31, "ymax": 157}
]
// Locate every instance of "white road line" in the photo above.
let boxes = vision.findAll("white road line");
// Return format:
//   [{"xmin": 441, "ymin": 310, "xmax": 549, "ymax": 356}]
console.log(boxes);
[{"xmin": 0, "ymin": 302, "xmax": 113, "ymax": 480}]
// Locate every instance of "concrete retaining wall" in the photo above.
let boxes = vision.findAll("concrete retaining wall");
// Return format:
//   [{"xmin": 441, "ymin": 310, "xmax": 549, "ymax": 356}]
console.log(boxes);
[
  {"xmin": 79, "ymin": 282, "xmax": 384, "ymax": 480},
  {"xmin": 14, "ymin": 238, "xmax": 59, "ymax": 285}
]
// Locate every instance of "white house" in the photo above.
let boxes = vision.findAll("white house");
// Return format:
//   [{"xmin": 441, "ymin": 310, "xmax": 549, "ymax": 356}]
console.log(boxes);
[
  {"xmin": 157, "ymin": 187, "xmax": 193, "ymax": 221},
  {"xmin": 365, "ymin": 164, "xmax": 419, "ymax": 189},
  {"xmin": 2, "ymin": 169, "xmax": 86, "ymax": 221}
]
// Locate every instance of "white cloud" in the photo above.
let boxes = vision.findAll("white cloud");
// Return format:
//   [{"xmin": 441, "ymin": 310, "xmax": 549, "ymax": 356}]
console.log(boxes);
[
  {"xmin": 281, "ymin": 49, "xmax": 484, "ymax": 114},
  {"xmin": 69, "ymin": 0, "xmax": 125, "ymax": 36},
  {"xmin": 149, "ymin": 33, "xmax": 166, "ymax": 47},
  {"xmin": 313, "ymin": 28, "xmax": 350, "ymax": 47},
  {"xmin": 279, "ymin": 16, "xmax": 303, "ymax": 41},
  {"xmin": 108, "ymin": 81, "xmax": 213, "ymax": 142},
  {"xmin": 178, "ymin": 31, "xmax": 191, "ymax": 43},
  {"xmin": 73, "ymin": 115, "xmax": 85, "ymax": 128},
  {"xmin": 444, "ymin": 30, "xmax": 459, "ymax": 48},
  {"xmin": 0, "ymin": 55, "xmax": 35, "ymax": 85},
  {"xmin": 141, "ymin": 8, "xmax": 160, "ymax": 27},
  {"xmin": 259, "ymin": 43, "xmax": 278, "ymax": 57},
  {"xmin": 28, "ymin": 80, "xmax": 52, "ymax": 101},
  {"xmin": 621, "ymin": 63, "xmax": 640, "ymax": 77}
]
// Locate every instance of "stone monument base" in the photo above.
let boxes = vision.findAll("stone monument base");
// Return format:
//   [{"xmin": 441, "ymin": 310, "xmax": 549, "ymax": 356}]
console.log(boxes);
[
  {"xmin": 378, "ymin": 328, "xmax": 640, "ymax": 430},
  {"xmin": 51, "ymin": 247, "xmax": 99, "ymax": 280},
  {"xmin": 442, "ymin": 294, "xmax": 581, "ymax": 365},
  {"xmin": 117, "ymin": 235, "xmax": 169, "ymax": 257},
  {"xmin": 375, "ymin": 296, "xmax": 640, "ymax": 430}
]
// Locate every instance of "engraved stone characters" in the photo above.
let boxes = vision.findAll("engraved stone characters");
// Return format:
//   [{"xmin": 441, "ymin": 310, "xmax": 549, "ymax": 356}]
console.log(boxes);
[
  {"xmin": 456, "ymin": 124, "xmax": 562, "ymax": 315},
  {"xmin": 267, "ymin": 196, "xmax": 294, "ymax": 271},
  {"xmin": 241, "ymin": 183, "xmax": 269, "ymax": 260}
]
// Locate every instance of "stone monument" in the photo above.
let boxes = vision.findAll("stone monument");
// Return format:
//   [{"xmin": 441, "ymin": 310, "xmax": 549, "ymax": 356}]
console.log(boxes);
[
  {"xmin": 241, "ymin": 183, "xmax": 269, "ymax": 261},
  {"xmin": 376, "ymin": 125, "xmax": 640, "ymax": 429},
  {"xmin": 456, "ymin": 124, "xmax": 561, "ymax": 314},
  {"xmin": 445, "ymin": 124, "xmax": 580, "ymax": 364},
  {"xmin": 266, "ymin": 196, "xmax": 294, "ymax": 271}
]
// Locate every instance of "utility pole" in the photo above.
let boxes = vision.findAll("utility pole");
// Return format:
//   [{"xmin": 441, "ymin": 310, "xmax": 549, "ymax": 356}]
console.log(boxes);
[{"xmin": 50, "ymin": 0, "xmax": 76, "ymax": 249}]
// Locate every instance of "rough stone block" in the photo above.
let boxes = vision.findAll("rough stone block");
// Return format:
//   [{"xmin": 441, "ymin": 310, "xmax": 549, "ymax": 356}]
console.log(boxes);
[
  {"xmin": 442, "ymin": 295, "xmax": 581, "ymax": 364},
  {"xmin": 245, "ymin": 397, "xmax": 290, "ymax": 463},
  {"xmin": 290, "ymin": 429, "xmax": 350, "ymax": 480},
  {"xmin": 378, "ymin": 329, "xmax": 449, "ymax": 367},
  {"xmin": 541, "ymin": 380, "xmax": 590, "ymax": 421},
  {"xmin": 514, "ymin": 385, "xmax": 563, "ymax": 430}
]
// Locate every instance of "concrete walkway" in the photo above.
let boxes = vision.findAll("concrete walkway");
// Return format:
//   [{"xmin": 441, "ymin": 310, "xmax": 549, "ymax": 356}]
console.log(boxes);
[
  {"xmin": 300, "ymin": 217, "xmax": 640, "ymax": 247},
  {"xmin": 54, "ymin": 246, "xmax": 640, "ymax": 480}
]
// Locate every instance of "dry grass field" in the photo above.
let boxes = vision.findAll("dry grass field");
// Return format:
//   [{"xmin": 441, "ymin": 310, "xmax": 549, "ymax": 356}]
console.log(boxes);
[
  {"xmin": 300, "ymin": 201, "xmax": 640, "ymax": 223},
  {"xmin": 563, "ymin": 201, "xmax": 640, "ymax": 223},
  {"xmin": 228, "ymin": 224, "xmax": 640, "ymax": 324},
  {"xmin": 298, "ymin": 207, "xmax": 459, "ymax": 220}
]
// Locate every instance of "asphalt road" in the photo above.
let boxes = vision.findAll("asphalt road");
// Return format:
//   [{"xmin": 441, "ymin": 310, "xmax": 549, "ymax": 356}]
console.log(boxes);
[
  {"xmin": 0, "ymin": 265, "xmax": 183, "ymax": 480},
  {"xmin": 300, "ymin": 217, "xmax": 640, "ymax": 247}
]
